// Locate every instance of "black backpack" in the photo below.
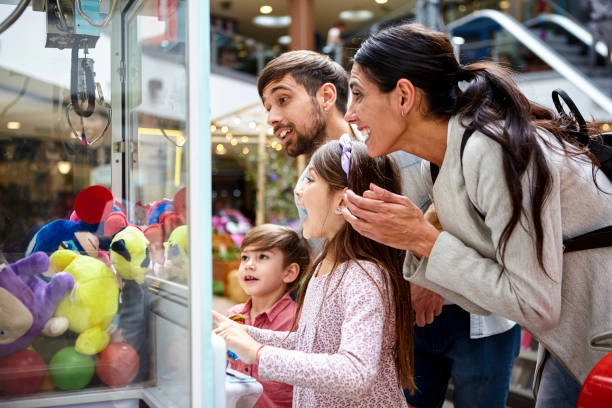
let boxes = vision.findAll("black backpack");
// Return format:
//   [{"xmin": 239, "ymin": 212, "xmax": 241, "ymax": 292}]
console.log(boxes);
[{"xmin": 430, "ymin": 88, "xmax": 612, "ymax": 253}]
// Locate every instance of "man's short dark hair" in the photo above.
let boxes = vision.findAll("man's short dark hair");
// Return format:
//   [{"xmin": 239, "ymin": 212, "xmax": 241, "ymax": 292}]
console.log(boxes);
[{"xmin": 257, "ymin": 50, "xmax": 349, "ymax": 114}]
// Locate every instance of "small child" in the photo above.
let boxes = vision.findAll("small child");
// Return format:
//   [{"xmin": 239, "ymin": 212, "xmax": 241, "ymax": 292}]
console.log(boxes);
[
  {"xmin": 214, "ymin": 136, "xmax": 415, "ymax": 407},
  {"xmin": 225, "ymin": 223, "xmax": 310, "ymax": 408}
]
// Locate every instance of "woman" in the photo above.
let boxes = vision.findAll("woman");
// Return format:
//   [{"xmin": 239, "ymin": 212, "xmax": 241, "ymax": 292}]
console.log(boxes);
[{"xmin": 341, "ymin": 23, "xmax": 612, "ymax": 408}]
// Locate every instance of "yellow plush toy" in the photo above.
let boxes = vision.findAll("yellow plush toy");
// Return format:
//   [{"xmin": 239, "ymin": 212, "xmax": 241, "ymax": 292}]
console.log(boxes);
[
  {"xmin": 163, "ymin": 225, "xmax": 189, "ymax": 281},
  {"xmin": 110, "ymin": 225, "xmax": 150, "ymax": 284},
  {"xmin": 49, "ymin": 249, "xmax": 119, "ymax": 355}
]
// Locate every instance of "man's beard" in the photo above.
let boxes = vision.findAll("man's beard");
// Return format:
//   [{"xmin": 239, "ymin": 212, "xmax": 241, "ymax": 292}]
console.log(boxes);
[{"xmin": 286, "ymin": 104, "xmax": 327, "ymax": 158}]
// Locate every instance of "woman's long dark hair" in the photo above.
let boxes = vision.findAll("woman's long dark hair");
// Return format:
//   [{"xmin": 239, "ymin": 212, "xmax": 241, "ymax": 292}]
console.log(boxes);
[
  {"xmin": 352, "ymin": 23, "xmax": 603, "ymax": 275},
  {"xmin": 292, "ymin": 139, "xmax": 415, "ymax": 391}
]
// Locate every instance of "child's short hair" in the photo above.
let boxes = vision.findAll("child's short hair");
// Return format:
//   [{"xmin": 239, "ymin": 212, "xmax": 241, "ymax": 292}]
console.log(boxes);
[{"xmin": 240, "ymin": 224, "xmax": 311, "ymax": 292}]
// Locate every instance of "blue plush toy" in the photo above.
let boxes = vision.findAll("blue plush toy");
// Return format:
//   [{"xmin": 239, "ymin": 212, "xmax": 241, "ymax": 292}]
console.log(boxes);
[{"xmin": 26, "ymin": 185, "xmax": 116, "ymax": 255}]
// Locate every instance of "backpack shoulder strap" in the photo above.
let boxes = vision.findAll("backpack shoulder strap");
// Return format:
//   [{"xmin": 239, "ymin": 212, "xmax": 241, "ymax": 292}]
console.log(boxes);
[
  {"xmin": 564, "ymin": 225, "xmax": 612, "ymax": 253},
  {"xmin": 429, "ymin": 127, "xmax": 475, "ymax": 184},
  {"xmin": 460, "ymin": 128, "xmax": 476, "ymax": 162},
  {"xmin": 429, "ymin": 125, "xmax": 485, "ymax": 219}
]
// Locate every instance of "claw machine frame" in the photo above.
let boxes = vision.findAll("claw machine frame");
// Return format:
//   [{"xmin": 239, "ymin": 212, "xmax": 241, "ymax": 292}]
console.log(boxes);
[{"xmin": 0, "ymin": 0, "xmax": 231, "ymax": 406}]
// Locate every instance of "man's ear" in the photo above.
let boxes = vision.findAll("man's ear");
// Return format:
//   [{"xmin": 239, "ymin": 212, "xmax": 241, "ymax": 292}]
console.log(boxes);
[
  {"xmin": 282, "ymin": 262, "xmax": 300, "ymax": 284},
  {"xmin": 318, "ymin": 82, "xmax": 337, "ymax": 112}
]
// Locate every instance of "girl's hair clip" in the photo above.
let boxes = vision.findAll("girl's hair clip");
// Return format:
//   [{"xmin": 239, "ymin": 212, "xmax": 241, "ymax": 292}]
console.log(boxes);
[{"xmin": 339, "ymin": 134, "xmax": 352, "ymax": 180}]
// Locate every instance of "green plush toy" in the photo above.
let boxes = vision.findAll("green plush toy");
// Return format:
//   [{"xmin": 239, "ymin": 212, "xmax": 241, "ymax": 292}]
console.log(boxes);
[{"xmin": 49, "ymin": 250, "xmax": 119, "ymax": 355}]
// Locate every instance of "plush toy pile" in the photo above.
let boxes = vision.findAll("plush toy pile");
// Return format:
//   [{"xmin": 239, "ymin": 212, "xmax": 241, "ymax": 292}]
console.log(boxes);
[{"xmin": 0, "ymin": 185, "xmax": 188, "ymax": 396}]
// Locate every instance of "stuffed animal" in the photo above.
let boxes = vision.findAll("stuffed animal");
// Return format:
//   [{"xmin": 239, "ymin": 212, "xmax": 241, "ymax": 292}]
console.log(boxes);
[
  {"xmin": 143, "ymin": 224, "xmax": 164, "ymax": 266},
  {"xmin": 164, "ymin": 224, "xmax": 189, "ymax": 281},
  {"xmin": 0, "ymin": 252, "xmax": 74, "ymax": 360},
  {"xmin": 108, "ymin": 225, "xmax": 152, "ymax": 382},
  {"xmin": 26, "ymin": 185, "xmax": 115, "ymax": 255},
  {"xmin": 145, "ymin": 187, "xmax": 187, "ymax": 242},
  {"xmin": 49, "ymin": 249, "xmax": 119, "ymax": 355},
  {"xmin": 109, "ymin": 225, "xmax": 151, "ymax": 284}
]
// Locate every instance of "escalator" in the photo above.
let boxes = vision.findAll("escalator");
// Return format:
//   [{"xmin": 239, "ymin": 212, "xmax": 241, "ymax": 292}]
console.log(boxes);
[{"xmin": 447, "ymin": 9, "xmax": 612, "ymax": 122}]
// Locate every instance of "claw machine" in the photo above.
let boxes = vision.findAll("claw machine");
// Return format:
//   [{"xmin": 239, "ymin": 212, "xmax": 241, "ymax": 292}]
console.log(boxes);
[{"xmin": 0, "ymin": 0, "xmax": 251, "ymax": 406}]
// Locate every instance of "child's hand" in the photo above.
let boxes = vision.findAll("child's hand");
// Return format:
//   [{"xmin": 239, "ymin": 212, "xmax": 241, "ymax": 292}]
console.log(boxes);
[
  {"xmin": 213, "ymin": 319, "xmax": 261, "ymax": 364},
  {"xmin": 212, "ymin": 310, "xmax": 228, "ymax": 329},
  {"xmin": 212, "ymin": 310, "xmax": 248, "ymax": 331}
]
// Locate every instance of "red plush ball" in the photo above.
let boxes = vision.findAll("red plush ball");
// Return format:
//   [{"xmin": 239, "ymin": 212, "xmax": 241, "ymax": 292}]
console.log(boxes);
[
  {"xmin": 96, "ymin": 343, "xmax": 140, "ymax": 387},
  {"xmin": 74, "ymin": 185, "xmax": 114, "ymax": 224},
  {"xmin": 0, "ymin": 349, "xmax": 47, "ymax": 395}
]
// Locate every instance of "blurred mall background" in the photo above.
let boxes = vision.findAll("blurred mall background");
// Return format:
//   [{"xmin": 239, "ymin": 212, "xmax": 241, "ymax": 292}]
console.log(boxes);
[{"xmin": 0, "ymin": 2, "xmax": 611, "ymax": 405}]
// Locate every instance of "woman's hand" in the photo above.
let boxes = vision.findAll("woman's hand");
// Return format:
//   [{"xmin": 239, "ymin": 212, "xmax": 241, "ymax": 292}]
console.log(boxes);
[
  {"xmin": 341, "ymin": 183, "xmax": 440, "ymax": 258},
  {"xmin": 212, "ymin": 310, "xmax": 260, "ymax": 364}
]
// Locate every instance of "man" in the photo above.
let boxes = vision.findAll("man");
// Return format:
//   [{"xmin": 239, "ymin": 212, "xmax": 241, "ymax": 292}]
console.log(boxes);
[
  {"xmin": 257, "ymin": 50, "xmax": 351, "ymax": 161},
  {"xmin": 256, "ymin": 50, "xmax": 519, "ymax": 408}
]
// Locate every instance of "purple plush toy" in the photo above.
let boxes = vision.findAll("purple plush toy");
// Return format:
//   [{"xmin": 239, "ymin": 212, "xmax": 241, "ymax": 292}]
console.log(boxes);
[{"xmin": 0, "ymin": 252, "xmax": 75, "ymax": 359}]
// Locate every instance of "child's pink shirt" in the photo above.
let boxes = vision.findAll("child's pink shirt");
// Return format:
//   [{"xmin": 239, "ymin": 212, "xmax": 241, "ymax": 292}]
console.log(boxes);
[{"xmin": 226, "ymin": 292, "xmax": 297, "ymax": 408}]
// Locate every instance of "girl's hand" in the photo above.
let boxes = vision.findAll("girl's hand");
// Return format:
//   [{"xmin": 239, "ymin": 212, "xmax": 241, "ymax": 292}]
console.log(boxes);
[
  {"xmin": 212, "ymin": 310, "xmax": 260, "ymax": 364},
  {"xmin": 341, "ymin": 183, "xmax": 440, "ymax": 258},
  {"xmin": 212, "ymin": 310, "xmax": 240, "ymax": 330},
  {"xmin": 213, "ymin": 320, "xmax": 261, "ymax": 364}
]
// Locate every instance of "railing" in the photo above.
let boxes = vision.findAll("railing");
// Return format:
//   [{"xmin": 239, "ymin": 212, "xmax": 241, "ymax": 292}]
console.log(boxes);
[
  {"xmin": 447, "ymin": 9, "xmax": 612, "ymax": 116},
  {"xmin": 524, "ymin": 13, "xmax": 610, "ymax": 60}
]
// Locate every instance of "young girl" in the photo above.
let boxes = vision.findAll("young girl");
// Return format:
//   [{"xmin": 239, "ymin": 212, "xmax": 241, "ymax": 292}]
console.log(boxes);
[
  {"xmin": 213, "ymin": 135, "xmax": 414, "ymax": 407},
  {"xmin": 225, "ymin": 223, "xmax": 310, "ymax": 408}
]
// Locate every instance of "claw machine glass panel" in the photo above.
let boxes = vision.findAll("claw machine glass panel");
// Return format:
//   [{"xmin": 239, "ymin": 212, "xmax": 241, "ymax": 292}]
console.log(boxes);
[{"xmin": 0, "ymin": 0, "xmax": 221, "ymax": 406}]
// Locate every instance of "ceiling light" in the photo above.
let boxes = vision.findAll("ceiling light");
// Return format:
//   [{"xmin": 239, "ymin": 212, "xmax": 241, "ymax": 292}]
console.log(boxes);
[
  {"xmin": 375, "ymin": 0, "xmax": 388, "ymax": 4},
  {"xmin": 338, "ymin": 10, "xmax": 374, "ymax": 22},
  {"xmin": 259, "ymin": 5, "xmax": 273, "ymax": 14},
  {"xmin": 6, "ymin": 121, "xmax": 21, "ymax": 130},
  {"xmin": 253, "ymin": 15, "xmax": 291, "ymax": 28},
  {"xmin": 278, "ymin": 35, "xmax": 291, "ymax": 45}
]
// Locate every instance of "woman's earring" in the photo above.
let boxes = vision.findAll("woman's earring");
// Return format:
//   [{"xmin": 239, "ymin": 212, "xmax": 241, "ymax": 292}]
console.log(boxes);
[{"xmin": 401, "ymin": 110, "xmax": 406, "ymax": 118}]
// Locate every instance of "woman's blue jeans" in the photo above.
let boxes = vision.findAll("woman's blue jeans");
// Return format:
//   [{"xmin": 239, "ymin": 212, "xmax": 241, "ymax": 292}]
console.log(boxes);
[{"xmin": 535, "ymin": 353, "xmax": 581, "ymax": 408}]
